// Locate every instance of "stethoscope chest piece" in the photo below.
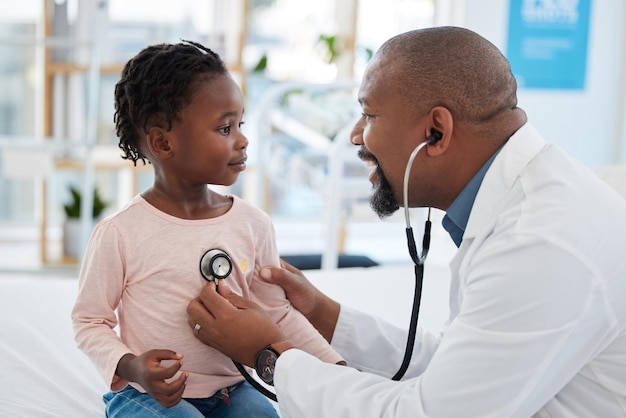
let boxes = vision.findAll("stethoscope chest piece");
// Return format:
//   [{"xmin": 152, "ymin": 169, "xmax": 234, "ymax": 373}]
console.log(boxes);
[{"xmin": 200, "ymin": 249, "xmax": 233, "ymax": 282}]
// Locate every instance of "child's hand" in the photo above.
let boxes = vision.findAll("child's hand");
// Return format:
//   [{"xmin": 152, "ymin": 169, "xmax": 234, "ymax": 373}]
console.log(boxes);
[{"xmin": 116, "ymin": 350, "xmax": 188, "ymax": 408}]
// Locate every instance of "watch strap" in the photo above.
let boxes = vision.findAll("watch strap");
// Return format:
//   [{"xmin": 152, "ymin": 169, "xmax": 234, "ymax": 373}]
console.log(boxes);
[{"xmin": 268, "ymin": 340, "xmax": 294, "ymax": 356}]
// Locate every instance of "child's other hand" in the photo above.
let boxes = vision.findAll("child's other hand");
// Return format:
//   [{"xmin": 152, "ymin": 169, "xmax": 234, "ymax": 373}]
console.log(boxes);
[{"xmin": 117, "ymin": 350, "xmax": 188, "ymax": 408}]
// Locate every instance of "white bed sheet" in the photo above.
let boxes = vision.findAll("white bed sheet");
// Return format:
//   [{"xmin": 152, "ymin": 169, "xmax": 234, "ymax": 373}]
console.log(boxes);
[
  {"xmin": 0, "ymin": 263, "xmax": 451, "ymax": 417},
  {"xmin": 0, "ymin": 276, "xmax": 106, "ymax": 417}
]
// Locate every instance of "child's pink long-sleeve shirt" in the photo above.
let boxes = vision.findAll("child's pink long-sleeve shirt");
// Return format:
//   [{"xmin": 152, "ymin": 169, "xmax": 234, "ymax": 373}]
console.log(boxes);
[{"xmin": 72, "ymin": 194, "xmax": 343, "ymax": 398}]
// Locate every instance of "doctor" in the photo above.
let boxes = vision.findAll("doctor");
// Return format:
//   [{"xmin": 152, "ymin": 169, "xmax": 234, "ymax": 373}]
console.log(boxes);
[{"xmin": 187, "ymin": 26, "xmax": 626, "ymax": 417}]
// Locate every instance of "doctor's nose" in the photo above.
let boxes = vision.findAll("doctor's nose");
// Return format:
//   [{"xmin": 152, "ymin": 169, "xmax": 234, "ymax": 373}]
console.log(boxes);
[{"xmin": 350, "ymin": 117, "xmax": 365, "ymax": 146}]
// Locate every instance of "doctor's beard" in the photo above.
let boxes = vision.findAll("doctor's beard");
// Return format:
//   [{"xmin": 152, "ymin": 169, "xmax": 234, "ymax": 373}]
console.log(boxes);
[{"xmin": 370, "ymin": 166, "xmax": 400, "ymax": 219}]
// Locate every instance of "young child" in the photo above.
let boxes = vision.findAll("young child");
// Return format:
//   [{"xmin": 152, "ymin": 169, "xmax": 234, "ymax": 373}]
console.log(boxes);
[{"xmin": 71, "ymin": 41, "xmax": 344, "ymax": 417}]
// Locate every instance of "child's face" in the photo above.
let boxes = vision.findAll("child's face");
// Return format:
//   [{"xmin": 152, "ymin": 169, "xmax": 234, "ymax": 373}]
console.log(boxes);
[{"xmin": 167, "ymin": 74, "xmax": 248, "ymax": 187}]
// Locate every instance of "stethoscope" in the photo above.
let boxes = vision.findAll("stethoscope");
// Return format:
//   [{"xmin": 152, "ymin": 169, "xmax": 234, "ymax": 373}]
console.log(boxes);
[
  {"xmin": 199, "ymin": 249, "xmax": 233, "ymax": 283},
  {"xmin": 197, "ymin": 138, "xmax": 435, "ymax": 398},
  {"xmin": 199, "ymin": 248, "xmax": 279, "ymax": 401}
]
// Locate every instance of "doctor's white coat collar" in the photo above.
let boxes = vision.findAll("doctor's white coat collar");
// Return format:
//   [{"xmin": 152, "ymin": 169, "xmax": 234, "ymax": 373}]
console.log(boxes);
[{"xmin": 462, "ymin": 122, "xmax": 546, "ymax": 244}]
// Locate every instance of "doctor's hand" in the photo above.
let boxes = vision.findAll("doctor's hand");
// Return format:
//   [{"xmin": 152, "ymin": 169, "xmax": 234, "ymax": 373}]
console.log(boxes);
[
  {"xmin": 187, "ymin": 282, "xmax": 288, "ymax": 367},
  {"xmin": 260, "ymin": 259, "xmax": 341, "ymax": 343}
]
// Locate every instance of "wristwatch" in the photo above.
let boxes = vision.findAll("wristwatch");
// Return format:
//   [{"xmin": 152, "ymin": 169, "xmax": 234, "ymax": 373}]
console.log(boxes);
[
  {"xmin": 254, "ymin": 341, "xmax": 292, "ymax": 386},
  {"xmin": 254, "ymin": 345, "xmax": 278, "ymax": 385}
]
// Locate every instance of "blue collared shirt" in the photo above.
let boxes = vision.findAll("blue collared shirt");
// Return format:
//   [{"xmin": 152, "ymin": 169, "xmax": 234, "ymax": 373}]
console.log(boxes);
[{"xmin": 442, "ymin": 150, "xmax": 501, "ymax": 247}]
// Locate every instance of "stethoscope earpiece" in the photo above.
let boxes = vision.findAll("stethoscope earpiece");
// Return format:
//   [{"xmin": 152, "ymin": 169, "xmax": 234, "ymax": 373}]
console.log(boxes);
[{"xmin": 199, "ymin": 249, "xmax": 233, "ymax": 282}]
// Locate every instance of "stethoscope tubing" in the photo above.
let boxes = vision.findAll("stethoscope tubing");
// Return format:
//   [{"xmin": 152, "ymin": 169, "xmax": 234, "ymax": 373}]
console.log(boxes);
[{"xmin": 393, "ymin": 139, "xmax": 432, "ymax": 380}]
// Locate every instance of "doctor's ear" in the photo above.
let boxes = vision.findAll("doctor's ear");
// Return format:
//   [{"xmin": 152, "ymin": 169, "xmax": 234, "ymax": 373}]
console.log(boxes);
[{"xmin": 425, "ymin": 106, "xmax": 452, "ymax": 155}]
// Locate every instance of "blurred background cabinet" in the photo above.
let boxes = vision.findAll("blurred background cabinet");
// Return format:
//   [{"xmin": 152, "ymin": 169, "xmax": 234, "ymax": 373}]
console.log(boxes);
[
  {"xmin": 4, "ymin": 0, "xmax": 551, "ymax": 270},
  {"xmin": 1, "ymin": 0, "xmax": 250, "ymax": 266}
]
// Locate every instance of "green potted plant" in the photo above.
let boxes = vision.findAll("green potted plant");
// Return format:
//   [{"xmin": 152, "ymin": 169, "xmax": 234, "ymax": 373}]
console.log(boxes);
[{"xmin": 62, "ymin": 185, "xmax": 108, "ymax": 259}]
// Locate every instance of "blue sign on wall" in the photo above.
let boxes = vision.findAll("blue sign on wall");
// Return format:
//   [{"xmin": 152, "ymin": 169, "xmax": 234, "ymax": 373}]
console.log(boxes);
[{"xmin": 506, "ymin": 0, "xmax": 592, "ymax": 90}]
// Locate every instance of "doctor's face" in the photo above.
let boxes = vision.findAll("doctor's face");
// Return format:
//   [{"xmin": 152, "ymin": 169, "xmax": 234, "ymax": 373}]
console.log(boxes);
[{"xmin": 351, "ymin": 56, "xmax": 423, "ymax": 218}]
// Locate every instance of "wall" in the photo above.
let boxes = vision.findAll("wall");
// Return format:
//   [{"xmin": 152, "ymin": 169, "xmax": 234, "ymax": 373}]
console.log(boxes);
[{"xmin": 461, "ymin": 0, "xmax": 626, "ymax": 168}]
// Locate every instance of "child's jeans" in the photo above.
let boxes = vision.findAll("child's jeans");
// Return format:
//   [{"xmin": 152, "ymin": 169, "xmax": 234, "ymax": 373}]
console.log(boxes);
[{"xmin": 103, "ymin": 381, "xmax": 279, "ymax": 417}]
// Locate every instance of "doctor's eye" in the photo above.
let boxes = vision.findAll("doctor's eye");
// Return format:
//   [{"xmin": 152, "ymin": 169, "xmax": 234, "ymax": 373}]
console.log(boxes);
[{"xmin": 361, "ymin": 112, "xmax": 374, "ymax": 122}]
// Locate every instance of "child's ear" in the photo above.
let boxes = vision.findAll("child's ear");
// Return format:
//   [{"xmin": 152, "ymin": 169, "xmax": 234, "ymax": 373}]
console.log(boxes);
[{"xmin": 146, "ymin": 127, "xmax": 173, "ymax": 159}]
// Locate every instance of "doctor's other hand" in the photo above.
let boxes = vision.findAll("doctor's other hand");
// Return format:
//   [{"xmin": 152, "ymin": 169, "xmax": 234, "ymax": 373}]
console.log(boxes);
[
  {"xmin": 187, "ymin": 281, "xmax": 287, "ymax": 367},
  {"xmin": 260, "ymin": 260, "xmax": 340, "ymax": 343}
]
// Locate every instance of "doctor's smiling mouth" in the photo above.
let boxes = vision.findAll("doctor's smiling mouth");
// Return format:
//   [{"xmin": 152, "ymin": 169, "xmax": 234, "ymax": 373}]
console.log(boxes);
[{"xmin": 358, "ymin": 147, "xmax": 400, "ymax": 219}]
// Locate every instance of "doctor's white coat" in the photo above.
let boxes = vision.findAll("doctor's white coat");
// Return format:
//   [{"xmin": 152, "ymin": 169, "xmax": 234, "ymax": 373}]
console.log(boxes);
[{"xmin": 274, "ymin": 123, "xmax": 626, "ymax": 417}]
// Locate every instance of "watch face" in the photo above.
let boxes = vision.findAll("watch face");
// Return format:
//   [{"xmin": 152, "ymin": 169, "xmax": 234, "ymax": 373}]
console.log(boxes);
[{"xmin": 255, "ymin": 348, "xmax": 277, "ymax": 385}]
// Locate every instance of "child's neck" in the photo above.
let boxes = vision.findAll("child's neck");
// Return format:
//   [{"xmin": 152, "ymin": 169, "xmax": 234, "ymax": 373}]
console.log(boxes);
[{"xmin": 141, "ymin": 185, "xmax": 233, "ymax": 220}]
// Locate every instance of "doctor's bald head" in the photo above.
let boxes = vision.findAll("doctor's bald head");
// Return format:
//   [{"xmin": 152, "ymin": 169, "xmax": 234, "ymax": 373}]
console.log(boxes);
[{"xmin": 371, "ymin": 26, "xmax": 519, "ymax": 125}]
